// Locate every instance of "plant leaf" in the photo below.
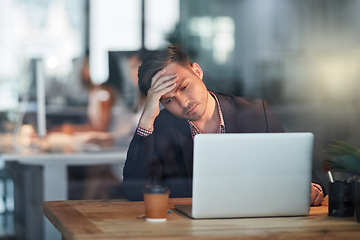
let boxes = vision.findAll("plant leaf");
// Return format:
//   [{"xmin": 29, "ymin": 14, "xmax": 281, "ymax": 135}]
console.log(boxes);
[{"xmin": 325, "ymin": 139, "xmax": 360, "ymax": 175}]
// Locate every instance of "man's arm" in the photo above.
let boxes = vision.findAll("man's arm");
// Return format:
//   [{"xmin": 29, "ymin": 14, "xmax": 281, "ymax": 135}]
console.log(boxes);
[
  {"xmin": 138, "ymin": 69, "xmax": 178, "ymax": 130},
  {"xmin": 122, "ymin": 68, "xmax": 178, "ymax": 201},
  {"xmin": 122, "ymin": 132, "xmax": 155, "ymax": 201}
]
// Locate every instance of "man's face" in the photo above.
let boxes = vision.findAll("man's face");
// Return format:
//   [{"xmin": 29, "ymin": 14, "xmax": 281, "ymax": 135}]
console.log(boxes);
[{"xmin": 159, "ymin": 62, "xmax": 209, "ymax": 121}]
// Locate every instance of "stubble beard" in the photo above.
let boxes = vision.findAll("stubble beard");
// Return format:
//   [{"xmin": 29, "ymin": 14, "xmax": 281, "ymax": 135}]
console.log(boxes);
[{"xmin": 185, "ymin": 91, "xmax": 208, "ymax": 122}]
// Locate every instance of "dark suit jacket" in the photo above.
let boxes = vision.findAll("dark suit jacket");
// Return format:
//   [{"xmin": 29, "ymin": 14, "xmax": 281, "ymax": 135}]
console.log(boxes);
[{"xmin": 123, "ymin": 93, "xmax": 284, "ymax": 201}]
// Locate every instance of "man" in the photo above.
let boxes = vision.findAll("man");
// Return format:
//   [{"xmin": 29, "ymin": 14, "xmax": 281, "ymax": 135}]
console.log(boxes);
[{"xmin": 123, "ymin": 44, "xmax": 325, "ymax": 205}]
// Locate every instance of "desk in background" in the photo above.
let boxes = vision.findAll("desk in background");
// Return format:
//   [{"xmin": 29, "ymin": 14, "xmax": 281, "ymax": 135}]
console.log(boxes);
[
  {"xmin": 2, "ymin": 148, "xmax": 127, "ymax": 240},
  {"xmin": 43, "ymin": 198, "xmax": 360, "ymax": 240}
]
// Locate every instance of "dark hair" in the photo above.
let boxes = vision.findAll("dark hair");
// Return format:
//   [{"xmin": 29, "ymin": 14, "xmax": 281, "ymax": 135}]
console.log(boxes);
[{"xmin": 138, "ymin": 44, "xmax": 192, "ymax": 96}]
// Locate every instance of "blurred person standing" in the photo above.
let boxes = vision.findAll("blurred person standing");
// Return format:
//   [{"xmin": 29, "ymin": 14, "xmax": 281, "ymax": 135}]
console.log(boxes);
[
  {"xmin": 59, "ymin": 52, "xmax": 116, "ymax": 135},
  {"xmin": 110, "ymin": 52, "xmax": 147, "ymax": 141},
  {"xmin": 80, "ymin": 52, "xmax": 147, "ymax": 199}
]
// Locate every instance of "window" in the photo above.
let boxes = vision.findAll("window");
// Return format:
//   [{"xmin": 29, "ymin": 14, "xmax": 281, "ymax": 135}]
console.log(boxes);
[
  {"xmin": 0, "ymin": 0, "xmax": 85, "ymax": 110},
  {"xmin": 89, "ymin": 0, "xmax": 179, "ymax": 84}
]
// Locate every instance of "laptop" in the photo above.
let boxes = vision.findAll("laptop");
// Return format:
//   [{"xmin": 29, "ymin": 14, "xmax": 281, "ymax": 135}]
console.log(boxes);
[{"xmin": 175, "ymin": 132, "xmax": 314, "ymax": 219}]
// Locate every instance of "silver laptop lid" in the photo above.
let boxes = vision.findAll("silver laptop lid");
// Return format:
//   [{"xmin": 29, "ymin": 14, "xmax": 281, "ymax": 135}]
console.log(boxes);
[{"xmin": 192, "ymin": 132, "xmax": 314, "ymax": 219}]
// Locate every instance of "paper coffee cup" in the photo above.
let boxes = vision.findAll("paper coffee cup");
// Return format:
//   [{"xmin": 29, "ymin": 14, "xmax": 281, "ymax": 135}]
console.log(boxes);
[{"xmin": 143, "ymin": 185, "xmax": 170, "ymax": 222}]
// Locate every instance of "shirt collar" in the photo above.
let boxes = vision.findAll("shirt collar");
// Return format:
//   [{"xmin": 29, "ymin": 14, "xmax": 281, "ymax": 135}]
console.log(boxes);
[{"xmin": 188, "ymin": 91, "xmax": 225, "ymax": 139}]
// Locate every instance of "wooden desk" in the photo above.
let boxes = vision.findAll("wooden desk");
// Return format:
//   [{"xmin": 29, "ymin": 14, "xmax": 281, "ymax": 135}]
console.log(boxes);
[{"xmin": 43, "ymin": 198, "xmax": 360, "ymax": 240}]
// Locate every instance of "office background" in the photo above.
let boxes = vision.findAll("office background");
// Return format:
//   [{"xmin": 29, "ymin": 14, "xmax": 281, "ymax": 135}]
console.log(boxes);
[{"xmin": 1, "ymin": 0, "xmax": 360, "ymax": 233}]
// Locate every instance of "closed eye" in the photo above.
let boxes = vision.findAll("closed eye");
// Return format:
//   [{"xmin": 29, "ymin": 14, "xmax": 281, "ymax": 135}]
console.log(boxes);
[
  {"xmin": 180, "ymin": 84, "xmax": 188, "ymax": 91},
  {"xmin": 162, "ymin": 97, "xmax": 173, "ymax": 105}
]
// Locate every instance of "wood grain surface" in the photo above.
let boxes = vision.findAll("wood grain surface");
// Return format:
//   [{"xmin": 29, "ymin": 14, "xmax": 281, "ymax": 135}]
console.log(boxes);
[{"xmin": 42, "ymin": 197, "xmax": 360, "ymax": 240}]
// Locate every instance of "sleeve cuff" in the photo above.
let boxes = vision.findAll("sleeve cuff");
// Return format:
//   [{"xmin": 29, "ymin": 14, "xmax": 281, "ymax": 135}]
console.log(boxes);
[{"xmin": 136, "ymin": 125, "xmax": 154, "ymax": 137}]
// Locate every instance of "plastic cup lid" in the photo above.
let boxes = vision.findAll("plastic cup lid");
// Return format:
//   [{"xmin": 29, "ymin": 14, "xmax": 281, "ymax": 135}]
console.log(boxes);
[{"xmin": 143, "ymin": 185, "xmax": 170, "ymax": 194}]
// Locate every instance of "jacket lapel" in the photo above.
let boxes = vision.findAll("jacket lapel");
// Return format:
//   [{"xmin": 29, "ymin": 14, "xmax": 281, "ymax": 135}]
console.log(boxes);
[
  {"xmin": 216, "ymin": 93, "xmax": 239, "ymax": 133},
  {"xmin": 175, "ymin": 125, "xmax": 194, "ymax": 178}
]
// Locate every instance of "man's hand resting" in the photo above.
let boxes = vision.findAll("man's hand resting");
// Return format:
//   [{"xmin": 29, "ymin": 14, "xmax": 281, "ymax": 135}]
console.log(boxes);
[{"xmin": 311, "ymin": 183, "xmax": 324, "ymax": 206}]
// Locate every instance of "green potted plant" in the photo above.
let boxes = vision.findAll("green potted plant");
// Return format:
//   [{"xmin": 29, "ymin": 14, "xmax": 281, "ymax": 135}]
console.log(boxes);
[
  {"xmin": 325, "ymin": 139, "xmax": 360, "ymax": 222},
  {"xmin": 325, "ymin": 139, "xmax": 360, "ymax": 177}
]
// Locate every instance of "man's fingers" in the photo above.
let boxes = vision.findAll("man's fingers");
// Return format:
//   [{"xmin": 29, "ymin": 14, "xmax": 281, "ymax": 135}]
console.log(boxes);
[
  {"xmin": 151, "ymin": 68, "xmax": 178, "ymax": 86},
  {"xmin": 310, "ymin": 191, "xmax": 316, "ymax": 205},
  {"xmin": 311, "ymin": 192, "xmax": 323, "ymax": 206},
  {"xmin": 314, "ymin": 194, "xmax": 323, "ymax": 206},
  {"xmin": 151, "ymin": 69, "xmax": 166, "ymax": 86},
  {"xmin": 149, "ymin": 74, "xmax": 178, "ymax": 94},
  {"xmin": 152, "ymin": 73, "xmax": 178, "ymax": 89},
  {"xmin": 148, "ymin": 76, "xmax": 178, "ymax": 96}
]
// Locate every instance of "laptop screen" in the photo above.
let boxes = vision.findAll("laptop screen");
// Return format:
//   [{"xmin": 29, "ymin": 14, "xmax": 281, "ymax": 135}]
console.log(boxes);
[{"xmin": 190, "ymin": 132, "xmax": 313, "ymax": 219}]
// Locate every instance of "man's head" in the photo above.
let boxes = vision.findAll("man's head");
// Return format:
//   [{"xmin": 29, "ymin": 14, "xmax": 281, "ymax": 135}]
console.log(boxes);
[
  {"xmin": 138, "ymin": 44, "xmax": 192, "ymax": 96},
  {"xmin": 138, "ymin": 44, "xmax": 211, "ymax": 123}
]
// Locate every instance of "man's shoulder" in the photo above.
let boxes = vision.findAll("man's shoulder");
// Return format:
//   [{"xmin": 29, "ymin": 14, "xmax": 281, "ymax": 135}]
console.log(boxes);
[{"xmin": 215, "ymin": 92, "xmax": 264, "ymax": 107}]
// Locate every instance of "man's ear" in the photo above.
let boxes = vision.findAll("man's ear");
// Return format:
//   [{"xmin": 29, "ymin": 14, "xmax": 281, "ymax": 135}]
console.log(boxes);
[{"xmin": 191, "ymin": 63, "xmax": 203, "ymax": 80}]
